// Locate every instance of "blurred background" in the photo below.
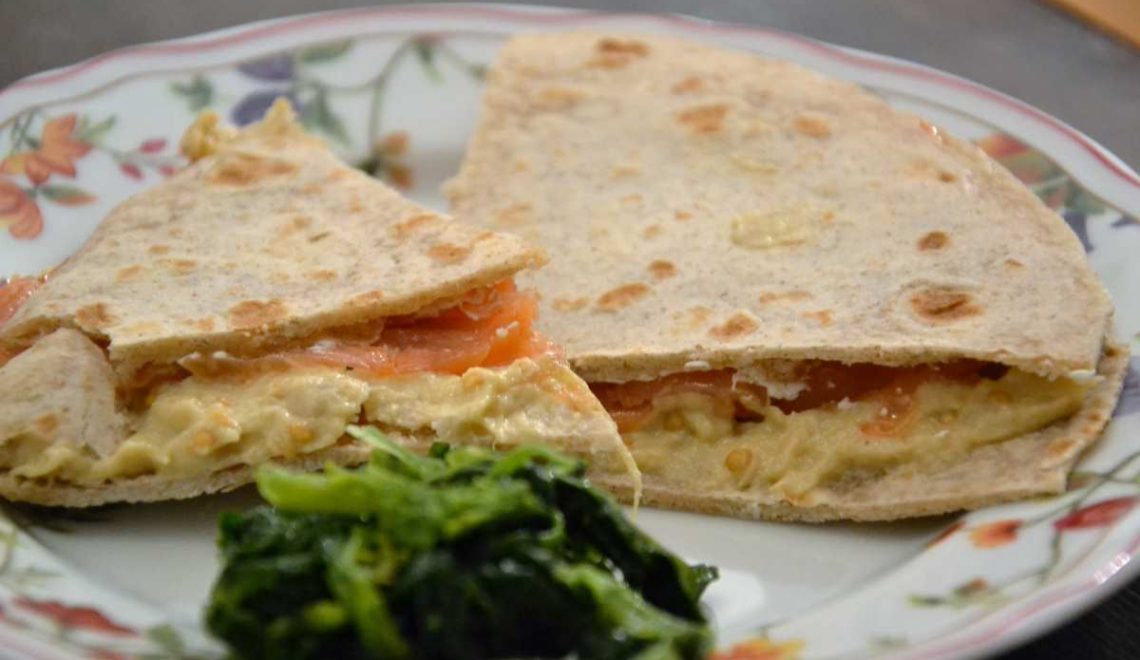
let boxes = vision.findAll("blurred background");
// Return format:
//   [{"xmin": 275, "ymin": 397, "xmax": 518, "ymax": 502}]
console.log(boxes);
[
  {"xmin": 1, "ymin": 1, "xmax": 1138, "ymax": 658},
  {"xmin": 1, "ymin": 0, "xmax": 1137, "ymax": 168}
]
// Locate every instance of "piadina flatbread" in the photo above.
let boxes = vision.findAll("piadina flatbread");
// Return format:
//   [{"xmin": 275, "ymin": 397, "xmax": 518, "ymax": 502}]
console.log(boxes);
[
  {"xmin": 447, "ymin": 32, "xmax": 1127, "ymax": 521},
  {"xmin": 0, "ymin": 100, "xmax": 640, "ymax": 506}
]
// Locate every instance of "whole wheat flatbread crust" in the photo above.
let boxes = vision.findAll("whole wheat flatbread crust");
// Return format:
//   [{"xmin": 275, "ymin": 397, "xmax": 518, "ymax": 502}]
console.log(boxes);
[
  {"xmin": 449, "ymin": 32, "xmax": 1125, "ymax": 521},
  {"xmin": 0, "ymin": 423, "xmax": 641, "ymax": 508},
  {"xmin": 1, "ymin": 101, "xmax": 543, "ymax": 379},
  {"xmin": 0, "ymin": 445, "xmax": 372, "ymax": 508},
  {"xmin": 448, "ymin": 33, "xmax": 1112, "ymax": 381},
  {"xmin": 0, "ymin": 103, "xmax": 641, "ymax": 507}
]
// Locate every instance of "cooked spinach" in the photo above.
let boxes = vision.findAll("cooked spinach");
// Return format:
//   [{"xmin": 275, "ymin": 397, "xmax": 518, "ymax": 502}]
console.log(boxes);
[{"xmin": 206, "ymin": 426, "xmax": 717, "ymax": 659}]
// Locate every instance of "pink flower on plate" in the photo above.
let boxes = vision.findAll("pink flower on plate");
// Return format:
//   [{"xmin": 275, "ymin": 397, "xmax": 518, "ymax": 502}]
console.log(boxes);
[
  {"xmin": 119, "ymin": 163, "xmax": 143, "ymax": 180},
  {"xmin": 13, "ymin": 596, "xmax": 136, "ymax": 636},
  {"xmin": 1055, "ymin": 497, "xmax": 1137, "ymax": 531},
  {"xmin": 712, "ymin": 638, "xmax": 805, "ymax": 660},
  {"xmin": 138, "ymin": 138, "xmax": 167, "ymax": 154},
  {"xmin": 968, "ymin": 520, "xmax": 1021, "ymax": 549}
]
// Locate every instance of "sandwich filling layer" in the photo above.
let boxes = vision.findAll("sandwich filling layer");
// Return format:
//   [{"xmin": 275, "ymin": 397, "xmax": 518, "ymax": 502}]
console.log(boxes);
[
  {"xmin": 0, "ymin": 280, "xmax": 632, "ymax": 488},
  {"xmin": 592, "ymin": 362, "xmax": 1090, "ymax": 501},
  {"xmin": 3, "ymin": 357, "xmax": 611, "ymax": 487}
]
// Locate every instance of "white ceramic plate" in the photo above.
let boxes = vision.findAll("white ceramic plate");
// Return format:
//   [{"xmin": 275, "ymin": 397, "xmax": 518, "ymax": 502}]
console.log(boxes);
[{"xmin": 1, "ymin": 5, "xmax": 1138, "ymax": 659}]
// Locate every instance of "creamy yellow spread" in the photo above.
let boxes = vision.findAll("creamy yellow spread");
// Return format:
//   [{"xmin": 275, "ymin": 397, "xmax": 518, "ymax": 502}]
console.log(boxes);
[
  {"xmin": 2, "ymin": 358, "xmax": 612, "ymax": 487},
  {"xmin": 624, "ymin": 368, "xmax": 1088, "ymax": 500}
]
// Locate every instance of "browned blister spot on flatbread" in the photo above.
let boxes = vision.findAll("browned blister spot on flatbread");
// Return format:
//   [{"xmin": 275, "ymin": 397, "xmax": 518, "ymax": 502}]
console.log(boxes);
[
  {"xmin": 709, "ymin": 313, "xmax": 759, "ymax": 340},
  {"xmin": 910, "ymin": 287, "xmax": 982, "ymax": 322},
  {"xmin": 116, "ymin": 264, "xmax": 144, "ymax": 282},
  {"xmin": 552, "ymin": 297, "xmax": 589, "ymax": 312},
  {"xmin": 671, "ymin": 76, "xmax": 706, "ymax": 94},
  {"xmin": 677, "ymin": 104, "xmax": 729, "ymax": 134},
  {"xmin": 427, "ymin": 243, "xmax": 472, "ymax": 265},
  {"xmin": 759, "ymin": 290, "xmax": 812, "ymax": 304},
  {"xmin": 918, "ymin": 231, "xmax": 950, "ymax": 251},
  {"xmin": 122, "ymin": 321, "xmax": 161, "ymax": 336},
  {"xmin": 802, "ymin": 310, "xmax": 833, "ymax": 327},
  {"xmin": 229, "ymin": 299, "xmax": 287, "ymax": 329},
  {"xmin": 1005, "ymin": 258, "xmax": 1024, "ymax": 269},
  {"xmin": 392, "ymin": 213, "xmax": 437, "ymax": 239},
  {"xmin": 597, "ymin": 38, "xmax": 649, "ymax": 55},
  {"xmin": 148, "ymin": 245, "xmax": 170, "ymax": 255},
  {"xmin": 310, "ymin": 269, "xmax": 337, "ymax": 282},
  {"xmin": 589, "ymin": 38, "xmax": 650, "ymax": 68},
  {"xmin": 938, "ymin": 171, "xmax": 958, "ymax": 183},
  {"xmin": 611, "ymin": 164, "xmax": 641, "ymax": 178},
  {"xmin": 643, "ymin": 225, "xmax": 664, "ymax": 240},
  {"xmin": 596, "ymin": 283, "xmax": 650, "ymax": 312},
  {"xmin": 163, "ymin": 258, "xmax": 198, "ymax": 274},
  {"xmin": 76, "ymin": 303, "xmax": 114, "ymax": 330},
  {"xmin": 536, "ymin": 86, "xmax": 587, "ymax": 109},
  {"xmin": 916, "ymin": 119, "xmax": 943, "ymax": 144},
  {"xmin": 674, "ymin": 210, "xmax": 693, "ymax": 221},
  {"xmin": 647, "ymin": 259, "xmax": 677, "ymax": 280},
  {"xmin": 685, "ymin": 306, "xmax": 712, "ymax": 328},
  {"xmin": 308, "ymin": 231, "xmax": 331, "ymax": 244},
  {"xmin": 1047, "ymin": 438, "xmax": 1077, "ymax": 459},
  {"xmin": 34, "ymin": 414, "xmax": 59, "ymax": 437},
  {"xmin": 793, "ymin": 115, "xmax": 831, "ymax": 138},
  {"xmin": 492, "ymin": 203, "xmax": 532, "ymax": 228},
  {"xmin": 208, "ymin": 152, "xmax": 296, "ymax": 186}
]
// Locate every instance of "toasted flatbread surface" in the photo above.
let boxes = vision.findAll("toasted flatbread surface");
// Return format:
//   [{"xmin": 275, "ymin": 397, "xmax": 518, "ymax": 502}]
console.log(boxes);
[
  {"xmin": 0, "ymin": 104, "xmax": 638, "ymax": 507},
  {"xmin": 448, "ymin": 32, "xmax": 1125, "ymax": 521},
  {"xmin": 1, "ymin": 101, "xmax": 543, "ymax": 376},
  {"xmin": 447, "ymin": 33, "xmax": 1111, "ymax": 382}
]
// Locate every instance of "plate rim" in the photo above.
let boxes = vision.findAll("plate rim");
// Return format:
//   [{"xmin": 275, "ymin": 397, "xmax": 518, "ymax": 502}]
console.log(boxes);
[{"xmin": 0, "ymin": 4, "xmax": 1138, "ymax": 659}]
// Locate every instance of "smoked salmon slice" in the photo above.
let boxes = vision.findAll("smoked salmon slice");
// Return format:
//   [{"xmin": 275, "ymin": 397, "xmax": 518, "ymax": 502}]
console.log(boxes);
[{"xmin": 182, "ymin": 280, "xmax": 556, "ymax": 380}]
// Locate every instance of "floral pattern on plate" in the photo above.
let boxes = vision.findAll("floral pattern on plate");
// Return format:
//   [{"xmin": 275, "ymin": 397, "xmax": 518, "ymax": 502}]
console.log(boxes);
[{"xmin": 0, "ymin": 8, "xmax": 1138, "ymax": 659}]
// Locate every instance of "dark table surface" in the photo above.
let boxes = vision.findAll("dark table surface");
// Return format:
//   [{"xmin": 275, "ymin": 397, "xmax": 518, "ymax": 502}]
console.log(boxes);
[{"xmin": 2, "ymin": 1, "xmax": 1138, "ymax": 658}]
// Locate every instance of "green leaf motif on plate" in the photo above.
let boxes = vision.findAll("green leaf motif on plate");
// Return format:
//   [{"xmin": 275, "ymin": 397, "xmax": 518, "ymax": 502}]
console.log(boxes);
[
  {"xmin": 412, "ymin": 37, "xmax": 444, "ymax": 83},
  {"xmin": 171, "ymin": 75, "xmax": 215, "ymax": 112},
  {"xmin": 39, "ymin": 184, "xmax": 96, "ymax": 206},
  {"xmin": 77, "ymin": 115, "xmax": 117, "ymax": 143},
  {"xmin": 298, "ymin": 90, "xmax": 350, "ymax": 145},
  {"xmin": 297, "ymin": 40, "xmax": 353, "ymax": 64}
]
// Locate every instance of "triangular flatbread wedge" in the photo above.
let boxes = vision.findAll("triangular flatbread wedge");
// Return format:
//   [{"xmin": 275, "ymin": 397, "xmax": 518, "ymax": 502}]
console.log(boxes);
[
  {"xmin": 448, "ymin": 33, "xmax": 1127, "ymax": 521},
  {"xmin": 0, "ymin": 101, "xmax": 639, "ymax": 506}
]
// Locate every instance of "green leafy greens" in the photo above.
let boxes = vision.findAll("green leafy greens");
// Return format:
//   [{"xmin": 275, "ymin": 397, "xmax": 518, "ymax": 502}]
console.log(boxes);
[{"xmin": 206, "ymin": 426, "xmax": 718, "ymax": 659}]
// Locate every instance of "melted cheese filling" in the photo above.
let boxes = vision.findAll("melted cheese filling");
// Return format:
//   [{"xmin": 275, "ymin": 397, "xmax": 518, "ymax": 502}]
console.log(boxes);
[
  {"xmin": 1, "ymin": 358, "xmax": 619, "ymax": 487},
  {"xmin": 622, "ymin": 368, "xmax": 1088, "ymax": 500}
]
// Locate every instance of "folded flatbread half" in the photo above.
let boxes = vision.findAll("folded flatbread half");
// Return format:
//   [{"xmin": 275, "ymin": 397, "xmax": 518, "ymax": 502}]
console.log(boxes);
[
  {"xmin": 0, "ymin": 100, "xmax": 639, "ymax": 507},
  {"xmin": 447, "ymin": 32, "xmax": 1128, "ymax": 521}
]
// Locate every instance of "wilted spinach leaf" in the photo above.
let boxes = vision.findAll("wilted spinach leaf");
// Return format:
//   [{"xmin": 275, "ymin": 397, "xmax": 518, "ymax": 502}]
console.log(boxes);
[{"xmin": 206, "ymin": 426, "xmax": 717, "ymax": 659}]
